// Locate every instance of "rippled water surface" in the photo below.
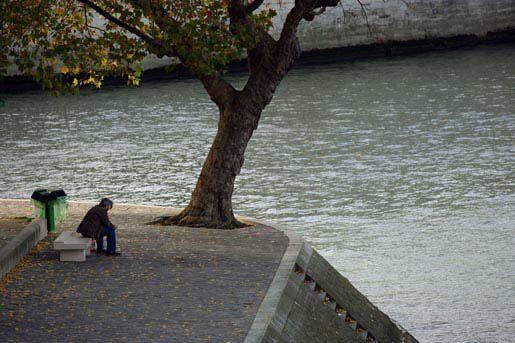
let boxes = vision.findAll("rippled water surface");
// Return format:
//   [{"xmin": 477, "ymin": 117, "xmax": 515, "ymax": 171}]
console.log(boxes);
[{"xmin": 1, "ymin": 44, "xmax": 514, "ymax": 342}]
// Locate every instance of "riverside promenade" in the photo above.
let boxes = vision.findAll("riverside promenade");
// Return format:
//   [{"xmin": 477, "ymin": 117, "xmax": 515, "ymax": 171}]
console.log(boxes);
[{"xmin": 0, "ymin": 200, "xmax": 288, "ymax": 342}]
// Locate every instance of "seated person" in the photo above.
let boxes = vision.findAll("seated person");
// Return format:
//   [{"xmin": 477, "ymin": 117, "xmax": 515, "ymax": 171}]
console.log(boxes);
[{"xmin": 77, "ymin": 198, "xmax": 120, "ymax": 256}]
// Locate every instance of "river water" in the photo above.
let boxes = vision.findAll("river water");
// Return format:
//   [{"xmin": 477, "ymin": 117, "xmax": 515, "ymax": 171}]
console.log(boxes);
[{"xmin": 1, "ymin": 44, "xmax": 514, "ymax": 342}]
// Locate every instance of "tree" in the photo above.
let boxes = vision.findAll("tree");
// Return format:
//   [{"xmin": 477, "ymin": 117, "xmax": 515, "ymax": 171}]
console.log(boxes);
[{"xmin": 1, "ymin": 0, "xmax": 341, "ymax": 229}]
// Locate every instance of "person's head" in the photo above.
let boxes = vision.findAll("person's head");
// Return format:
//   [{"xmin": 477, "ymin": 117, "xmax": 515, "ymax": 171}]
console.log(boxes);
[{"xmin": 99, "ymin": 198, "xmax": 113, "ymax": 211}]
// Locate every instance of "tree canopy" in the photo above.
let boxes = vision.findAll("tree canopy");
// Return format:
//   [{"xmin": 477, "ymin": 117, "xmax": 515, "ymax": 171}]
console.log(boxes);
[{"xmin": 1, "ymin": 1, "xmax": 279, "ymax": 91}]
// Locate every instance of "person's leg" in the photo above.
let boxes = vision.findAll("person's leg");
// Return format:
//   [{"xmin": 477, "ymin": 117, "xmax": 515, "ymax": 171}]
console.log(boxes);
[
  {"xmin": 104, "ymin": 226, "xmax": 117, "ymax": 254},
  {"xmin": 96, "ymin": 236, "xmax": 104, "ymax": 252}
]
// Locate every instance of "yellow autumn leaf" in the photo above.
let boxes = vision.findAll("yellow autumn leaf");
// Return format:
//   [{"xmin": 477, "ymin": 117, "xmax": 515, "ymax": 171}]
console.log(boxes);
[
  {"xmin": 72, "ymin": 78, "xmax": 78, "ymax": 87},
  {"xmin": 60, "ymin": 66, "xmax": 69, "ymax": 74}
]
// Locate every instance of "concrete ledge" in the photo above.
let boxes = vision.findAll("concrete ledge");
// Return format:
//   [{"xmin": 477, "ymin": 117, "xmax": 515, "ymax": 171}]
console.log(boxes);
[
  {"xmin": 0, "ymin": 219, "xmax": 46, "ymax": 280},
  {"xmin": 244, "ymin": 221, "xmax": 304, "ymax": 343}
]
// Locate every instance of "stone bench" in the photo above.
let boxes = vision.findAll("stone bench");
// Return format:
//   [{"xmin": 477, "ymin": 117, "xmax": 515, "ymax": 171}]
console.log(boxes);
[{"xmin": 53, "ymin": 232, "xmax": 92, "ymax": 262}]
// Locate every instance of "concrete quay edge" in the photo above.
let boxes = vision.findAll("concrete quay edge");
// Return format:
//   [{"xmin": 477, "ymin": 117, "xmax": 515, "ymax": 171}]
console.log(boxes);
[{"xmin": 242, "ymin": 219, "xmax": 304, "ymax": 343}]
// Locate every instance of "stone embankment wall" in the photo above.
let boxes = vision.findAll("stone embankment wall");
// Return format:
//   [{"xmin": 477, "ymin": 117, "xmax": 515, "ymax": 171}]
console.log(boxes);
[
  {"xmin": 140, "ymin": 0, "xmax": 515, "ymax": 70},
  {"xmin": 269, "ymin": 0, "xmax": 515, "ymax": 51},
  {"xmin": 245, "ymin": 227, "xmax": 418, "ymax": 343},
  {"xmin": 3, "ymin": 0, "xmax": 514, "ymax": 88}
]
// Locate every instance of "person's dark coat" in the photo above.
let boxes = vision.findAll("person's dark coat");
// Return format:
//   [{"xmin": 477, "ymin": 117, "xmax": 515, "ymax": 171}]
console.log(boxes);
[{"xmin": 76, "ymin": 205, "xmax": 114, "ymax": 239}]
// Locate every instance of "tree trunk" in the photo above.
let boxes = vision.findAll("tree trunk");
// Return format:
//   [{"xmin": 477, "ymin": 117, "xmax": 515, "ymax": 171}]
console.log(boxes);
[
  {"xmin": 152, "ymin": 97, "xmax": 262, "ymax": 229},
  {"xmin": 150, "ymin": 0, "xmax": 315, "ymax": 229}
]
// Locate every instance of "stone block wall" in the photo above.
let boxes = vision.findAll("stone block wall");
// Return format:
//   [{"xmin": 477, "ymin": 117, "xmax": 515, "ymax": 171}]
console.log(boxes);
[
  {"xmin": 266, "ymin": 0, "xmax": 515, "ymax": 51},
  {"xmin": 259, "ymin": 241, "xmax": 417, "ymax": 343},
  {"xmin": 4, "ymin": 1, "xmax": 514, "ymax": 79}
]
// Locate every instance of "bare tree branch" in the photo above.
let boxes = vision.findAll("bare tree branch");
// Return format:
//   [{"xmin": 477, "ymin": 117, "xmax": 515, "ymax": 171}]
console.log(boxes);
[
  {"xmin": 356, "ymin": 0, "xmax": 371, "ymax": 34},
  {"xmin": 242, "ymin": 0, "xmax": 343, "ymax": 107},
  {"xmin": 76, "ymin": 0, "xmax": 168, "ymax": 52},
  {"xmin": 77, "ymin": 0, "xmax": 151, "ymax": 42},
  {"xmin": 81, "ymin": 5, "xmax": 107, "ymax": 35}
]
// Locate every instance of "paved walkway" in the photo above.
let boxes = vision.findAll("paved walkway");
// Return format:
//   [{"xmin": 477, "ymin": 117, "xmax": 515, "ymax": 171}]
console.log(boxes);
[{"xmin": 0, "ymin": 200, "xmax": 288, "ymax": 342}]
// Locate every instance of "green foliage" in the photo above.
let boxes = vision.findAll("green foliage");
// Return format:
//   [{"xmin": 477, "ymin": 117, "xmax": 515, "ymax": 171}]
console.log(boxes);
[{"xmin": 0, "ymin": 1, "xmax": 276, "ymax": 93}]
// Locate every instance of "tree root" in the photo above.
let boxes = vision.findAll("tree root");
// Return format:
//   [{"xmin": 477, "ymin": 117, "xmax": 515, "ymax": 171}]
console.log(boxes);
[{"xmin": 147, "ymin": 212, "xmax": 247, "ymax": 230}]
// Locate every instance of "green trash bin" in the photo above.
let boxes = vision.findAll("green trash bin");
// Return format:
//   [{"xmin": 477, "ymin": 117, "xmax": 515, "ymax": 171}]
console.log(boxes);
[
  {"xmin": 48, "ymin": 190, "xmax": 68, "ymax": 232},
  {"xmin": 31, "ymin": 189, "xmax": 68, "ymax": 233},
  {"xmin": 31, "ymin": 189, "xmax": 50, "ymax": 220}
]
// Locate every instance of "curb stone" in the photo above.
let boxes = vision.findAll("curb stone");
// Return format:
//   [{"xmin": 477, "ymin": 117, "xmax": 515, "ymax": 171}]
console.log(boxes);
[{"xmin": 0, "ymin": 219, "xmax": 47, "ymax": 280}]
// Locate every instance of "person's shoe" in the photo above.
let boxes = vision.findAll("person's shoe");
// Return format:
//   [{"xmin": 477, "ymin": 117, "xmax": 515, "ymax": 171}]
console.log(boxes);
[
  {"xmin": 105, "ymin": 251, "xmax": 121, "ymax": 256},
  {"xmin": 96, "ymin": 249, "xmax": 107, "ymax": 255}
]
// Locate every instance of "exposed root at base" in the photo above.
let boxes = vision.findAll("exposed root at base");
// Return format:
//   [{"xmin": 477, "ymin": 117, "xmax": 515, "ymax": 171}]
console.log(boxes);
[{"xmin": 147, "ymin": 213, "xmax": 247, "ymax": 230}]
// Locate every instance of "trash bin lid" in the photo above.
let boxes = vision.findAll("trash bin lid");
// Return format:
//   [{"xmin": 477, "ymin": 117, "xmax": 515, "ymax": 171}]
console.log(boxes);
[
  {"xmin": 31, "ymin": 189, "xmax": 52, "ymax": 202},
  {"xmin": 50, "ymin": 189, "xmax": 67, "ymax": 198}
]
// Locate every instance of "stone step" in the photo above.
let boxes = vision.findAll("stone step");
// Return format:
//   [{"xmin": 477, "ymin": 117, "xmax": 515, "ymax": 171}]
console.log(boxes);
[{"xmin": 302, "ymin": 268, "xmax": 381, "ymax": 342}]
